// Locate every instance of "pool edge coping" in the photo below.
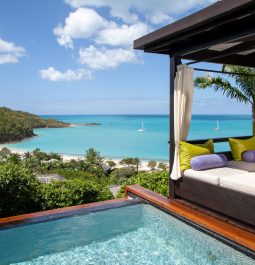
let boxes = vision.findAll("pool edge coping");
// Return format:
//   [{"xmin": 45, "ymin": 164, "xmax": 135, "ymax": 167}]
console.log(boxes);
[{"xmin": 0, "ymin": 198, "xmax": 138, "ymax": 229}]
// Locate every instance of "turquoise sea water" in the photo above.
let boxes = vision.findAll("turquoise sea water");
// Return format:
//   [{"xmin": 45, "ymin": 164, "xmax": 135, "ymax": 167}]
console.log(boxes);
[
  {"xmin": 0, "ymin": 204, "xmax": 253, "ymax": 265},
  {"xmin": 4, "ymin": 115, "xmax": 252, "ymax": 161}
]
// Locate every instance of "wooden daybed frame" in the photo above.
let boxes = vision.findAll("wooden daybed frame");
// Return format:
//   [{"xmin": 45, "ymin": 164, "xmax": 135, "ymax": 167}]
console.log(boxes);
[
  {"xmin": 174, "ymin": 136, "xmax": 255, "ymax": 228},
  {"xmin": 175, "ymin": 175, "xmax": 255, "ymax": 227}
]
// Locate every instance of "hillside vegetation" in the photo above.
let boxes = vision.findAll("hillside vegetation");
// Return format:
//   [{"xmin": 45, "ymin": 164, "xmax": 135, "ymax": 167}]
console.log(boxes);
[{"xmin": 0, "ymin": 107, "xmax": 70, "ymax": 143}]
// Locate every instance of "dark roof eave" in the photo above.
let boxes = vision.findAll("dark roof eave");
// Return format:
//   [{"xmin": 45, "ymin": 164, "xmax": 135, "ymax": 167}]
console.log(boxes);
[{"xmin": 133, "ymin": 0, "xmax": 254, "ymax": 51}]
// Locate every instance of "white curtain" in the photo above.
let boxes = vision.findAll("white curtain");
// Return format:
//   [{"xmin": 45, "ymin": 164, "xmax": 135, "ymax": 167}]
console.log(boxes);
[{"xmin": 170, "ymin": 64, "xmax": 194, "ymax": 180}]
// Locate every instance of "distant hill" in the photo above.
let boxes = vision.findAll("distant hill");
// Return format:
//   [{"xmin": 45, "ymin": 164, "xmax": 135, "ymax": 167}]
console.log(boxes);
[{"xmin": 0, "ymin": 107, "xmax": 70, "ymax": 143}]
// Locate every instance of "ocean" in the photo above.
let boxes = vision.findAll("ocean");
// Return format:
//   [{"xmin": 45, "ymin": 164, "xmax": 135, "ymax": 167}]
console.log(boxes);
[{"xmin": 4, "ymin": 115, "xmax": 252, "ymax": 161}]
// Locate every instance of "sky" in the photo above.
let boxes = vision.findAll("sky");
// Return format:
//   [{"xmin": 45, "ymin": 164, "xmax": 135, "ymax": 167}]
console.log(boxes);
[{"xmin": 0, "ymin": 0, "xmax": 251, "ymax": 115}]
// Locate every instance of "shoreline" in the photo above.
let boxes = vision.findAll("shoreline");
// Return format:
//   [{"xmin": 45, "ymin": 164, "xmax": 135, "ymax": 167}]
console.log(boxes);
[
  {"xmin": 0, "ymin": 134, "xmax": 39, "ymax": 145},
  {"xmin": 0, "ymin": 122, "xmax": 101, "ymax": 145},
  {"xmin": 0, "ymin": 146, "xmax": 169, "ymax": 171}
]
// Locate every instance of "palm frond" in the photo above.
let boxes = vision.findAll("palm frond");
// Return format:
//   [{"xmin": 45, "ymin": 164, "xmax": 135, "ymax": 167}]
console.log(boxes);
[
  {"xmin": 194, "ymin": 76, "xmax": 251, "ymax": 104},
  {"xmin": 222, "ymin": 65, "xmax": 255, "ymax": 100}
]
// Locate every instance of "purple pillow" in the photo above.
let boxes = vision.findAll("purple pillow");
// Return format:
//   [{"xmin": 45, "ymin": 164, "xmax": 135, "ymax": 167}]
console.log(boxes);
[
  {"xmin": 242, "ymin": 150, "xmax": 255, "ymax": 163},
  {"xmin": 190, "ymin": 154, "xmax": 227, "ymax": 171}
]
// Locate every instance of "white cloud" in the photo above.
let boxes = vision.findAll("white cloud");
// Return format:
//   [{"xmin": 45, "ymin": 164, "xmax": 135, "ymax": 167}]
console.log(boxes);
[
  {"xmin": 65, "ymin": 0, "xmax": 139, "ymax": 23},
  {"xmin": 53, "ymin": 0, "xmax": 216, "ymax": 78},
  {"xmin": 39, "ymin": 67, "xmax": 93, "ymax": 81},
  {"xmin": 54, "ymin": 7, "xmax": 148, "ymax": 48},
  {"xmin": 147, "ymin": 11, "xmax": 173, "ymax": 25},
  {"xmin": 0, "ymin": 38, "xmax": 26, "ymax": 64},
  {"xmin": 95, "ymin": 22, "xmax": 150, "ymax": 47},
  {"xmin": 78, "ymin": 45, "xmax": 141, "ymax": 70},
  {"xmin": 53, "ymin": 8, "xmax": 108, "ymax": 48},
  {"xmin": 65, "ymin": 0, "xmax": 217, "ymax": 24}
]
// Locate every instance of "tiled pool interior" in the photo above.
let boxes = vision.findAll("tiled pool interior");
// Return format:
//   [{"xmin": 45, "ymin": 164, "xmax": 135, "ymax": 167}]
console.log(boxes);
[{"xmin": 0, "ymin": 204, "xmax": 254, "ymax": 265}]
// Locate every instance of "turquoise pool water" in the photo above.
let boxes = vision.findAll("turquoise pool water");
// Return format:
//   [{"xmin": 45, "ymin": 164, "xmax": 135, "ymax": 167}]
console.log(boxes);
[{"xmin": 0, "ymin": 204, "xmax": 254, "ymax": 265}]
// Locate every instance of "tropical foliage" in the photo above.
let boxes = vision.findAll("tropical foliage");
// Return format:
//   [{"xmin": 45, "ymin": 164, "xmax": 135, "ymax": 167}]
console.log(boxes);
[
  {"xmin": 110, "ymin": 167, "xmax": 136, "ymax": 185},
  {"xmin": 40, "ymin": 179, "xmax": 112, "ymax": 210},
  {"xmin": 0, "ymin": 147, "xmax": 169, "ymax": 218},
  {"xmin": 117, "ymin": 171, "xmax": 169, "ymax": 198},
  {"xmin": 85, "ymin": 148, "xmax": 103, "ymax": 165},
  {"xmin": 147, "ymin": 160, "xmax": 157, "ymax": 170},
  {"xmin": 158, "ymin": 162, "xmax": 168, "ymax": 171},
  {"xmin": 0, "ymin": 163, "xmax": 41, "ymax": 217},
  {"xmin": 0, "ymin": 148, "xmax": 114, "ymax": 217},
  {"xmin": 195, "ymin": 65, "xmax": 255, "ymax": 134},
  {"xmin": 119, "ymin": 157, "xmax": 141, "ymax": 172},
  {"xmin": 106, "ymin": 160, "xmax": 116, "ymax": 167}
]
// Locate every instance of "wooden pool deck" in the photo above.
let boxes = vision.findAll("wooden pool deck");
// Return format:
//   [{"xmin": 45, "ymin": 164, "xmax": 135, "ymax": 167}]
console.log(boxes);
[{"xmin": 126, "ymin": 184, "xmax": 255, "ymax": 252}]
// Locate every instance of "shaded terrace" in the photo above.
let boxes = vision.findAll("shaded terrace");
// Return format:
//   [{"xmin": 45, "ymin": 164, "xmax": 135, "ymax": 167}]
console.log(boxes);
[{"xmin": 134, "ymin": 0, "xmax": 255, "ymax": 227}]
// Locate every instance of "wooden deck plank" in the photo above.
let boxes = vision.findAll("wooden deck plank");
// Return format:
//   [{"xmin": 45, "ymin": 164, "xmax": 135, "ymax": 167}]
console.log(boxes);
[{"xmin": 126, "ymin": 184, "xmax": 255, "ymax": 252}]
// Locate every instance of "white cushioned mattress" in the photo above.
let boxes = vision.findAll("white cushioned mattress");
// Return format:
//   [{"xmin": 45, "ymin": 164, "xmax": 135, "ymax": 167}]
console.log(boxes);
[
  {"xmin": 220, "ymin": 173, "xmax": 255, "ymax": 196},
  {"xmin": 183, "ymin": 167, "xmax": 247, "ymax": 185}
]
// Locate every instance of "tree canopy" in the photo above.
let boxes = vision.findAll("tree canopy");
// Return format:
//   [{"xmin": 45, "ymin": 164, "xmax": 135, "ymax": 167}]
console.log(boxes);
[{"xmin": 0, "ymin": 107, "xmax": 69, "ymax": 143}]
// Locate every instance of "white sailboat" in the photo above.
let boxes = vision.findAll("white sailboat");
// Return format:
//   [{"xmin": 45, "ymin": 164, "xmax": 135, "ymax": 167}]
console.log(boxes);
[
  {"xmin": 137, "ymin": 121, "xmax": 145, "ymax": 132},
  {"xmin": 214, "ymin": 120, "xmax": 220, "ymax": 131}
]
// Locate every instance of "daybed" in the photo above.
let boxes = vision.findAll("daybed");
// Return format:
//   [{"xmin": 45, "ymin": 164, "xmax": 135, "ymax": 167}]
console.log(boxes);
[{"xmin": 174, "ymin": 137, "xmax": 255, "ymax": 227}]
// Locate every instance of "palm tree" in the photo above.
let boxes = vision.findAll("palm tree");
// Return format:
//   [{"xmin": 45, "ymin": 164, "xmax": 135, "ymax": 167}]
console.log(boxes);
[
  {"xmin": 195, "ymin": 65, "xmax": 255, "ymax": 134},
  {"xmin": 24, "ymin": 151, "xmax": 32, "ymax": 158}
]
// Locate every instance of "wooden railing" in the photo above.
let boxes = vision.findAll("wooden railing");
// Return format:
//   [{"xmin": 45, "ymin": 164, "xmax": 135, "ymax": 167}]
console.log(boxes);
[{"xmin": 187, "ymin": 135, "xmax": 252, "ymax": 145}]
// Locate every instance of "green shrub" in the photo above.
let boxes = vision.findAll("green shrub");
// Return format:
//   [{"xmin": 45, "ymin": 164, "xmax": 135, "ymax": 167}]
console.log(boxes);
[
  {"xmin": 46, "ymin": 168, "xmax": 108, "ymax": 185},
  {"xmin": 117, "ymin": 171, "xmax": 169, "ymax": 198},
  {"xmin": 110, "ymin": 167, "xmax": 136, "ymax": 185},
  {"xmin": 22, "ymin": 156, "xmax": 41, "ymax": 170},
  {"xmin": 147, "ymin": 160, "xmax": 157, "ymax": 170},
  {"xmin": 158, "ymin": 162, "xmax": 168, "ymax": 171},
  {"xmin": 85, "ymin": 148, "xmax": 102, "ymax": 165},
  {"xmin": 0, "ymin": 163, "xmax": 41, "ymax": 217},
  {"xmin": 7, "ymin": 153, "xmax": 21, "ymax": 164},
  {"xmin": 32, "ymin": 148, "xmax": 62, "ymax": 161},
  {"xmin": 41, "ymin": 179, "xmax": 113, "ymax": 210},
  {"xmin": 119, "ymin": 157, "xmax": 141, "ymax": 171},
  {"xmin": 106, "ymin": 160, "xmax": 116, "ymax": 167}
]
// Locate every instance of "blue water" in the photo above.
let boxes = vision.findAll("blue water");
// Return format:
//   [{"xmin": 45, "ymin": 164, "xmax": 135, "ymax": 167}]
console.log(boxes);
[
  {"xmin": 0, "ymin": 204, "xmax": 253, "ymax": 265},
  {"xmin": 4, "ymin": 115, "xmax": 252, "ymax": 161}
]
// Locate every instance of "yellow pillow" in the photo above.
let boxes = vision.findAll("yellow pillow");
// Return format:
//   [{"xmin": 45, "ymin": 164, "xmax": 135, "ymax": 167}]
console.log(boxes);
[
  {"xmin": 229, "ymin": 136, "xmax": 255, "ymax": 161},
  {"xmin": 180, "ymin": 139, "xmax": 214, "ymax": 172}
]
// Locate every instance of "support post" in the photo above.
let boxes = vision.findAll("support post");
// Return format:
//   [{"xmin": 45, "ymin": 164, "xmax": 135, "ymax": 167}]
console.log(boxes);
[{"xmin": 169, "ymin": 56, "xmax": 177, "ymax": 199}]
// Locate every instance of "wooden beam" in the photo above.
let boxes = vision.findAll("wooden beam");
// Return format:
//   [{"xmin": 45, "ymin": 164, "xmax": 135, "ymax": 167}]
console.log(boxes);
[
  {"xmin": 193, "ymin": 68, "xmax": 255, "ymax": 77},
  {"xmin": 184, "ymin": 40, "xmax": 255, "ymax": 65},
  {"xmin": 171, "ymin": 17, "xmax": 255, "ymax": 57},
  {"xmin": 169, "ymin": 56, "xmax": 176, "ymax": 199},
  {"xmin": 209, "ymin": 53, "xmax": 255, "ymax": 67},
  {"xmin": 188, "ymin": 135, "xmax": 252, "ymax": 144},
  {"xmin": 143, "ymin": 12, "xmax": 249, "ymax": 53},
  {"xmin": 183, "ymin": 49, "xmax": 255, "ymax": 67}
]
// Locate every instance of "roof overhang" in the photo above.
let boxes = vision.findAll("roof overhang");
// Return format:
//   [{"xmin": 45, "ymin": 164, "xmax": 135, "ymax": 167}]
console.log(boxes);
[{"xmin": 134, "ymin": 0, "xmax": 255, "ymax": 67}]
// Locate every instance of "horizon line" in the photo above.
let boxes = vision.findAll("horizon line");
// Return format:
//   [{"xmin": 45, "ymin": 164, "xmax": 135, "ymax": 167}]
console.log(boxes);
[{"xmin": 38, "ymin": 113, "xmax": 252, "ymax": 116}]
